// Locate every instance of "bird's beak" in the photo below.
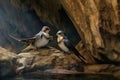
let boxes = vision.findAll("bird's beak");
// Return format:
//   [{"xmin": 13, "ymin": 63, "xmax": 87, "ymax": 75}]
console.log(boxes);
[{"xmin": 45, "ymin": 30, "xmax": 50, "ymax": 34}]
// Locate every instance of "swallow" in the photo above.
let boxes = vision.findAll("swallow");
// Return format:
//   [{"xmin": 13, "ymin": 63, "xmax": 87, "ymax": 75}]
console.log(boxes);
[
  {"xmin": 9, "ymin": 26, "xmax": 53, "ymax": 48},
  {"xmin": 33, "ymin": 26, "xmax": 52, "ymax": 48},
  {"xmin": 56, "ymin": 30, "xmax": 86, "ymax": 63}
]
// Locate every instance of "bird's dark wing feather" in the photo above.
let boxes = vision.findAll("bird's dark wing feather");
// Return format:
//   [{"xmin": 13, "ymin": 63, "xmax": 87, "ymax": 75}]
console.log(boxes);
[
  {"xmin": 35, "ymin": 32, "xmax": 50, "ymax": 39},
  {"xmin": 20, "ymin": 37, "xmax": 36, "ymax": 43},
  {"xmin": 35, "ymin": 31, "xmax": 43, "ymax": 38},
  {"xmin": 63, "ymin": 37, "xmax": 86, "ymax": 62},
  {"xmin": 9, "ymin": 34, "xmax": 35, "ymax": 44}
]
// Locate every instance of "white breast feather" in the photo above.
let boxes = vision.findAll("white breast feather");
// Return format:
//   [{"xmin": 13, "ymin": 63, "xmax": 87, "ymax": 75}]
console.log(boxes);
[
  {"xmin": 57, "ymin": 37, "xmax": 69, "ymax": 52},
  {"xmin": 35, "ymin": 32, "xmax": 49, "ymax": 48}
]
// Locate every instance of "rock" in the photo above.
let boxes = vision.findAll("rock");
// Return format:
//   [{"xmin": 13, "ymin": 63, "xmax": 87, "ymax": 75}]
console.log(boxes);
[
  {"xmin": 84, "ymin": 64, "xmax": 115, "ymax": 73},
  {"xmin": 0, "ymin": 60, "xmax": 15, "ymax": 78},
  {"xmin": 14, "ymin": 47, "xmax": 84, "ymax": 74},
  {"xmin": 0, "ymin": 46, "xmax": 120, "ymax": 78},
  {"xmin": 0, "ymin": 47, "xmax": 16, "ymax": 78},
  {"xmin": 14, "ymin": 46, "xmax": 120, "ymax": 78},
  {"xmin": 113, "ymin": 71, "xmax": 120, "ymax": 79},
  {"xmin": 44, "ymin": 68, "xmax": 80, "ymax": 74}
]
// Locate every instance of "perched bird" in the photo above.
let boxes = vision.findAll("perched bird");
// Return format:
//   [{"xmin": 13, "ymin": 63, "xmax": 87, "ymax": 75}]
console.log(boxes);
[
  {"xmin": 33, "ymin": 26, "xmax": 52, "ymax": 48},
  {"xmin": 56, "ymin": 30, "xmax": 86, "ymax": 63},
  {"xmin": 9, "ymin": 26, "xmax": 53, "ymax": 49}
]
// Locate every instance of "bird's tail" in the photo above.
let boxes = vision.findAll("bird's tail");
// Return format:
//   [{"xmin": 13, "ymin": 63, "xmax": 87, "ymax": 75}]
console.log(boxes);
[
  {"xmin": 8, "ymin": 34, "xmax": 35, "ymax": 44},
  {"xmin": 73, "ymin": 48, "xmax": 87, "ymax": 63},
  {"xmin": 8, "ymin": 34, "xmax": 22, "ymax": 42}
]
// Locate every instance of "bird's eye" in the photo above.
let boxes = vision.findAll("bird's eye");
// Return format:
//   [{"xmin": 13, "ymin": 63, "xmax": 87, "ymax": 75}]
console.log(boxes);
[
  {"xmin": 58, "ymin": 33, "xmax": 62, "ymax": 35},
  {"xmin": 45, "ymin": 28, "xmax": 49, "ymax": 30}
]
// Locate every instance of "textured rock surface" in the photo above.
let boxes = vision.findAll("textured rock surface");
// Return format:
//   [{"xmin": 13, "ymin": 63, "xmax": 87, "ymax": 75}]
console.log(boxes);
[
  {"xmin": 14, "ymin": 47, "xmax": 84, "ymax": 74},
  {"xmin": 0, "ymin": 47, "xmax": 120, "ymax": 78},
  {"xmin": 60, "ymin": 0, "xmax": 120, "ymax": 63},
  {"xmin": 0, "ymin": 47, "xmax": 16, "ymax": 77}
]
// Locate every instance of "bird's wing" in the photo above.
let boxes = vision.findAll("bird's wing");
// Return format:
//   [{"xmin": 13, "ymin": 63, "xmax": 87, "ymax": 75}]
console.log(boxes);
[
  {"xmin": 63, "ymin": 37, "xmax": 86, "ymax": 62},
  {"xmin": 9, "ymin": 34, "xmax": 35, "ymax": 44},
  {"xmin": 35, "ymin": 31, "xmax": 44, "ymax": 39},
  {"xmin": 35, "ymin": 31, "xmax": 50, "ymax": 40}
]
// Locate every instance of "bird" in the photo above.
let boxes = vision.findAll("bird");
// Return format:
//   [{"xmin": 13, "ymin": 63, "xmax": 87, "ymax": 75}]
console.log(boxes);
[
  {"xmin": 9, "ymin": 26, "xmax": 53, "ymax": 50},
  {"xmin": 33, "ymin": 26, "xmax": 52, "ymax": 48},
  {"xmin": 56, "ymin": 30, "xmax": 86, "ymax": 63}
]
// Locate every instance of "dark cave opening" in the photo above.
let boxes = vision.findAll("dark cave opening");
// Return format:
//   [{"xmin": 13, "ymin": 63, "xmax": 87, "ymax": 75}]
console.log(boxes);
[{"xmin": 58, "ymin": 7, "xmax": 81, "ymax": 45}]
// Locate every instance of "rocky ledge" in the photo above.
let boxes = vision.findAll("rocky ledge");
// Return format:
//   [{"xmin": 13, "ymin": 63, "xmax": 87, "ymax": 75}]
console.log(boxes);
[{"xmin": 0, "ymin": 46, "xmax": 120, "ymax": 78}]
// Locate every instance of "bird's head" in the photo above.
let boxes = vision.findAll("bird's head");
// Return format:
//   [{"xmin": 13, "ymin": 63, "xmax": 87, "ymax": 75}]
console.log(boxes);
[
  {"xmin": 41, "ymin": 26, "xmax": 50, "ymax": 34},
  {"xmin": 56, "ymin": 30, "xmax": 65, "ymax": 38}
]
